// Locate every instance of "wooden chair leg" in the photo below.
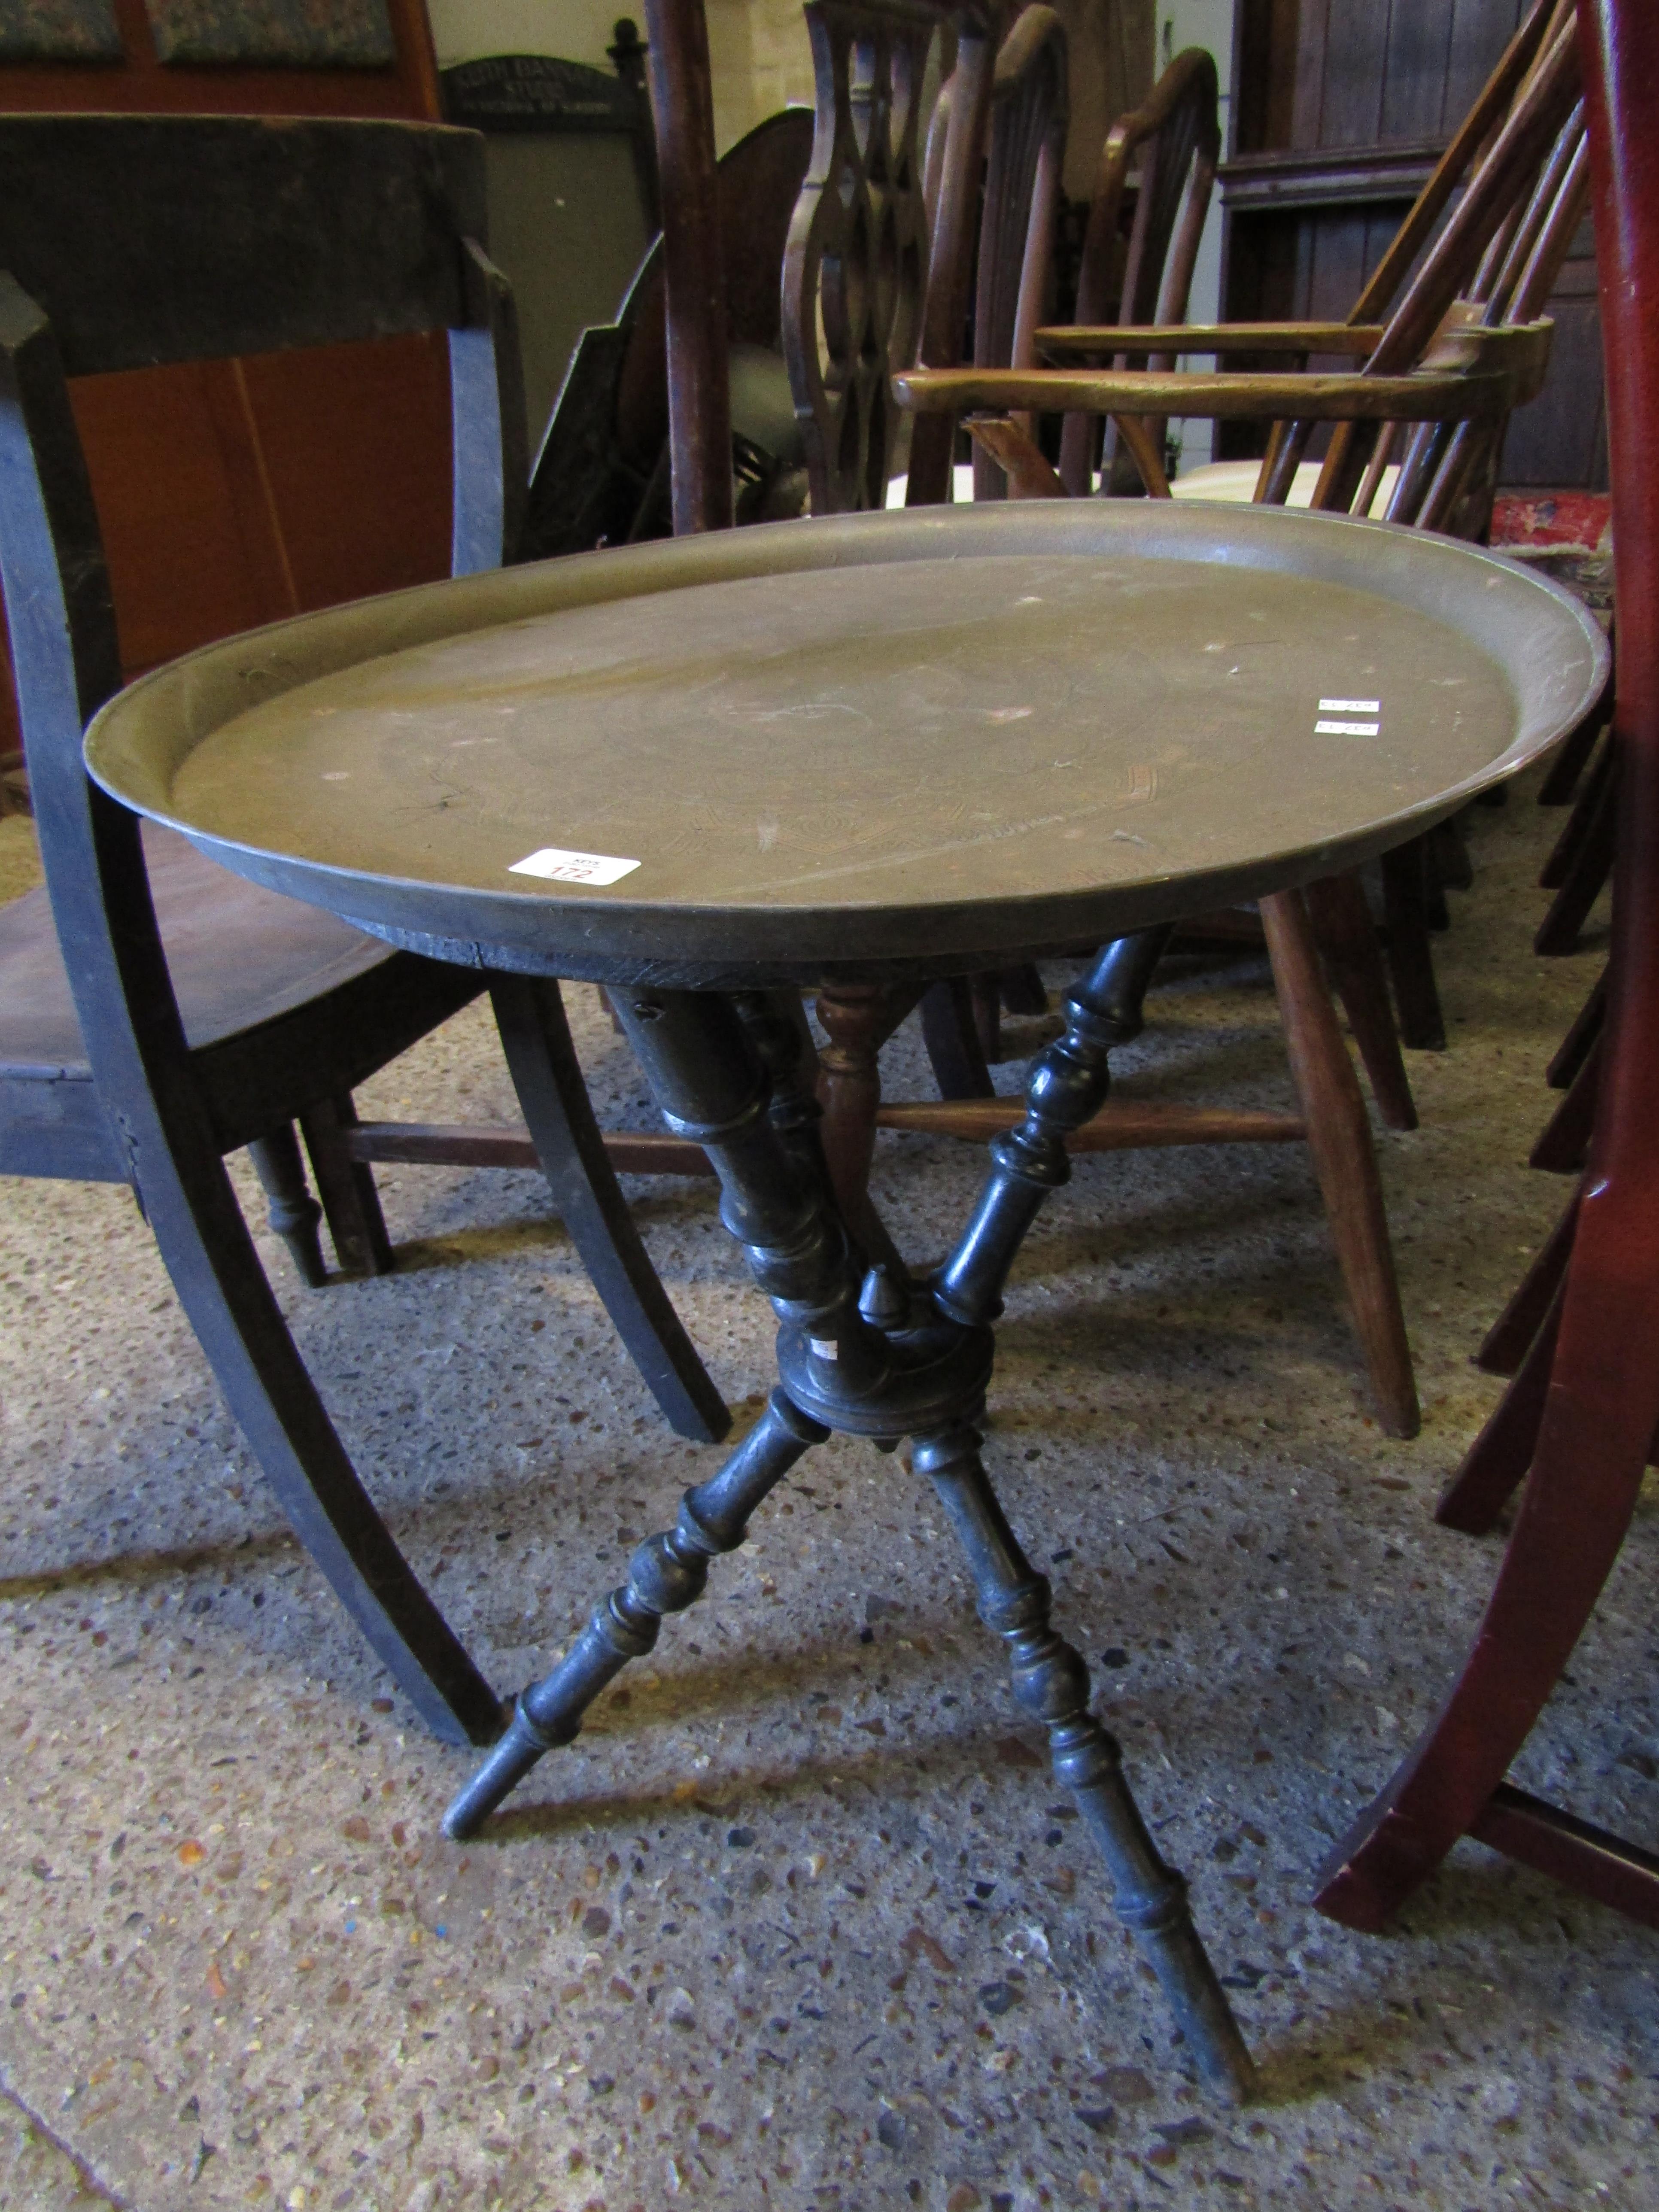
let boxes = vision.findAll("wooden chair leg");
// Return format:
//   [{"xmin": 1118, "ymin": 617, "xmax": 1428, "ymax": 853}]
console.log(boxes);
[
  {"xmin": 1529, "ymin": 1037, "xmax": 1600, "ymax": 1172},
  {"xmin": 1547, "ymin": 969, "xmax": 1606, "ymax": 1089},
  {"xmin": 1537, "ymin": 672, "xmax": 1613, "ymax": 805},
  {"xmin": 1535, "ymin": 769, "xmax": 1617, "ymax": 954},
  {"xmin": 1475, "ymin": 1184, "xmax": 1582, "ymax": 1376},
  {"xmin": 299, "ymin": 1093, "xmax": 395, "ymax": 1277},
  {"xmin": 487, "ymin": 975, "xmax": 729, "ymax": 1445},
  {"xmin": 1539, "ymin": 734, "xmax": 1613, "ymax": 887},
  {"xmin": 155, "ymin": 1120, "xmax": 499, "ymax": 1742},
  {"xmin": 1315, "ymin": 1280, "xmax": 1654, "ymax": 1932},
  {"xmin": 1379, "ymin": 840, "xmax": 1447, "ymax": 1051},
  {"xmin": 1260, "ymin": 887, "xmax": 1420, "ymax": 1438},
  {"xmin": 999, "ymin": 963, "xmax": 1048, "ymax": 1015},
  {"xmin": 1438, "ymin": 1281, "xmax": 1562, "ymax": 1534},
  {"xmin": 970, "ymin": 974, "xmax": 1001, "ymax": 1064},
  {"xmin": 1428, "ymin": 812, "xmax": 1474, "ymax": 893},
  {"xmin": 920, "ymin": 978, "xmax": 995, "ymax": 1100},
  {"xmin": 814, "ymin": 980, "xmax": 911, "ymax": 1279},
  {"xmin": 1305, "ymin": 872, "xmax": 1417, "ymax": 1131},
  {"xmin": 246, "ymin": 1125, "xmax": 327, "ymax": 1288}
]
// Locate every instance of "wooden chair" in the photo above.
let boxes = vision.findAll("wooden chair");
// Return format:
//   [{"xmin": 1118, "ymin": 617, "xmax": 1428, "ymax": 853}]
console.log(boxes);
[
  {"xmin": 1055, "ymin": 44, "xmax": 1220, "ymax": 501},
  {"xmin": 948, "ymin": 38, "xmax": 1219, "ymax": 1066},
  {"xmin": 1314, "ymin": 0, "xmax": 1659, "ymax": 1936},
  {"xmin": 0, "ymin": 113, "xmax": 728, "ymax": 1753},
  {"xmin": 875, "ymin": 7, "xmax": 1580, "ymax": 1434}
]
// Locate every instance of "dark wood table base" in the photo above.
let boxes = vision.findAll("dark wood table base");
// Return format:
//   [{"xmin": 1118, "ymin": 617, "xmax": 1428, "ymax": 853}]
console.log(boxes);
[{"xmin": 444, "ymin": 948, "xmax": 1257, "ymax": 2100}]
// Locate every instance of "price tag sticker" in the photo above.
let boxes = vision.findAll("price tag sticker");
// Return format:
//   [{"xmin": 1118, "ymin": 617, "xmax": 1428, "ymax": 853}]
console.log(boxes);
[{"xmin": 508, "ymin": 846, "xmax": 641, "ymax": 887}]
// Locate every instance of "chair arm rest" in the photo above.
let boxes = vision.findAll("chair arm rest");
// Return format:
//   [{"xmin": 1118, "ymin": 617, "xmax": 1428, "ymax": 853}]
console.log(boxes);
[
  {"xmin": 894, "ymin": 324, "xmax": 1553, "ymax": 421},
  {"xmin": 1036, "ymin": 322, "xmax": 1383, "ymax": 359}
]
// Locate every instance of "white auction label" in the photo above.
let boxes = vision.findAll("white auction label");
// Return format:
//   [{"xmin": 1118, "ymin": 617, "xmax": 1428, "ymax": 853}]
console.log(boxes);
[{"xmin": 508, "ymin": 846, "xmax": 641, "ymax": 886}]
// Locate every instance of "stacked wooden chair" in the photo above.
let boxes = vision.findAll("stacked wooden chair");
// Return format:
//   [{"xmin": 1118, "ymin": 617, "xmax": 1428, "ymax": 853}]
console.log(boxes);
[
  {"xmin": 859, "ymin": 0, "xmax": 1583, "ymax": 1435},
  {"xmin": 0, "ymin": 113, "xmax": 729, "ymax": 1751},
  {"xmin": 1315, "ymin": 0, "xmax": 1659, "ymax": 1935}
]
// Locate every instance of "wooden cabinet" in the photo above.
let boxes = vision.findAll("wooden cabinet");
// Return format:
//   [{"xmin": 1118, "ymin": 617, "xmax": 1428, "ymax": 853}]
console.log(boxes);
[{"xmin": 1219, "ymin": 0, "xmax": 1607, "ymax": 489}]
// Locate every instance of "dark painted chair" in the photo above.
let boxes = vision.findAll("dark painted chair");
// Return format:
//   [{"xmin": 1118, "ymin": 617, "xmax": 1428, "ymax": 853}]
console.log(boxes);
[
  {"xmin": 0, "ymin": 113, "xmax": 726, "ymax": 1752},
  {"xmin": 1313, "ymin": 0, "xmax": 1659, "ymax": 1936}
]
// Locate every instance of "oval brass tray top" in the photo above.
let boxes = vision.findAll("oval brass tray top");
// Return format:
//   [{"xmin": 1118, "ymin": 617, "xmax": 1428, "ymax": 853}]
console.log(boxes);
[{"xmin": 86, "ymin": 503, "xmax": 1607, "ymax": 985}]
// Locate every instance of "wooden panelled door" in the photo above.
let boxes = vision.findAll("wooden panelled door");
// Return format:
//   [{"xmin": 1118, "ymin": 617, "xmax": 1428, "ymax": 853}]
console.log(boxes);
[{"xmin": 0, "ymin": 0, "xmax": 454, "ymax": 793}]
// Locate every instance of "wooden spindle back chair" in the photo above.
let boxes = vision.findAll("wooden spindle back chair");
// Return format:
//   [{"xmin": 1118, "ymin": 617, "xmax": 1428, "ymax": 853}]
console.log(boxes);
[
  {"xmin": 1056, "ymin": 44, "xmax": 1219, "ymax": 498},
  {"xmin": 967, "ymin": 5, "xmax": 1068, "ymax": 501}
]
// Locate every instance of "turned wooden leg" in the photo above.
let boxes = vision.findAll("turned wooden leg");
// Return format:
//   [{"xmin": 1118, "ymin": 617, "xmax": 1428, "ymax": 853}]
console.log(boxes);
[
  {"xmin": 1260, "ymin": 888, "xmax": 1419, "ymax": 1438},
  {"xmin": 246, "ymin": 1125, "xmax": 328, "ymax": 1288},
  {"xmin": 299, "ymin": 1094, "xmax": 395, "ymax": 1277},
  {"xmin": 814, "ymin": 981, "xmax": 908, "ymax": 1278},
  {"xmin": 1305, "ymin": 873, "xmax": 1417, "ymax": 1131}
]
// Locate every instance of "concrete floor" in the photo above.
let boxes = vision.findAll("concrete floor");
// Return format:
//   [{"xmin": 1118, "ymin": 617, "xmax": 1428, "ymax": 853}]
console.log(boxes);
[{"xmin": 0, "ymin": 777, "xmax": 1654, "ymax": 2212}]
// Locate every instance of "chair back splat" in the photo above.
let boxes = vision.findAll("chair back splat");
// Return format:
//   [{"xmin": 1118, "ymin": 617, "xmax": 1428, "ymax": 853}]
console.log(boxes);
[{"xmin": 783, "ymin": 0, "xmax": 1003, "ymax": 516}]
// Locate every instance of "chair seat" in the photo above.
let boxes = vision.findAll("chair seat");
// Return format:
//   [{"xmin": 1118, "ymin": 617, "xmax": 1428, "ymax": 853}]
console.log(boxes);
[
  {"xmin": 0, "ymin": 820, "xmax": 389, "ymax": 1079},
  {"xmin": 1170, "ymin": 458, "xmax": 1402, "ymax": 508}
]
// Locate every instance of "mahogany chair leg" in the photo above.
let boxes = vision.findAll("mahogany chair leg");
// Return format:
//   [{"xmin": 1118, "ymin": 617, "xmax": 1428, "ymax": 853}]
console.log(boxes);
[
  {"xmin": 1546, "ymin": 968, "xmax": 1606, "ymax": 1088},
  {"xmin": 1539, "ymin": 733, "xmax": 1612, "ymax": 887},
  {"xmin": 1537, "ymin": 671, "xmax": 1613, "ymax": 804},
  {"xmin": 1428, "ymin": 811, "xmax": 1474, "ymax": 893},
  {"xmin": 1529, "ymin": 1036, "xmax": 1600, "ymax": 1172},
  {"xmin": 1475, "ymin": 1183, "xmax": 1582, "ymax": 1376},
  {"xmin": 1315, "ymin": 1292, "xmax": 1653, "ymax": 1932},
  {"xmin": 1438, "ymin": 1282, "xmax": 1562, "ymax": 1534},
  {"xmin": 487, "ymin": 974, "xmax": 729, "ymax": 1444},
  {"xmin": 300, "ymin": 1093, "xmax": 395, "ymax": 1277},
  {"xmin": 814, "ymin": 980, "xmax": 912, "ymax": 1279},
  {"xmin": 1379, "ymin": 839, "xmax": 1447, "ymax": 1051},
  {"xmin": 246, "ymin": 1125, "xmax": 328, "ymax": 1288},
  {"xmin": 920, "ymin": 978, "xmax": 995, "ymax": 1100},
  {"xmin": 1305, "ymin": 872, "xmax": 1418, "ymax": 1130},
  {"xmin": 1260, "ymin": 887, "xmax": 1420, "ymax": 1438},
  {"xmin": 1534, "ymin": 768, "xmax": 1617, "ymax": 954}
]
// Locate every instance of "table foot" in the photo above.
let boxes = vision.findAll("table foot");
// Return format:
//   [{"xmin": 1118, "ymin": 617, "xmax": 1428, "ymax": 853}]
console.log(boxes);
[
  {"xmin": 444, "ymin": 1389, "xmax": 826, "ymax": 1838},
  {"xmin": 917, "ymin": 1423, "xmax": 1256, "ymax": 2102}
]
